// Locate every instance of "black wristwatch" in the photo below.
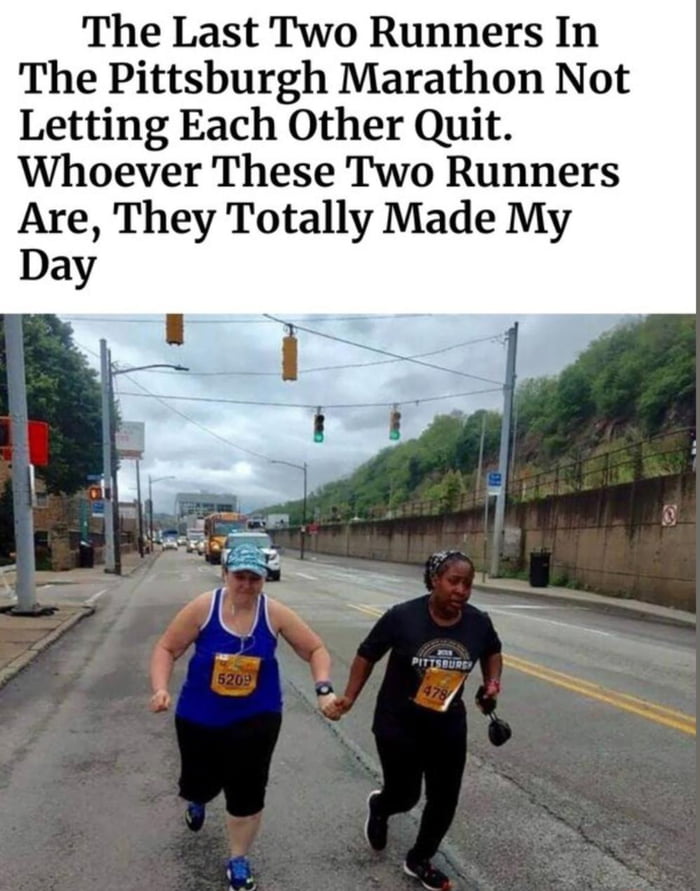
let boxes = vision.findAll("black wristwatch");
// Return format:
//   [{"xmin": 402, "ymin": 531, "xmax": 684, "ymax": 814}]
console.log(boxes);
[{"xmin": 315, "ymin": 681, "xmax": 334, "ymax": 696}]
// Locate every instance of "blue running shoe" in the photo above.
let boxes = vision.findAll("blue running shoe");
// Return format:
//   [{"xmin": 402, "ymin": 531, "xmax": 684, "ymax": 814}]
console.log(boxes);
[
  {"xmin": 185, "ymin": 802, "xmax": 205, "ymax": 832},
  {"xmin": 227, "ymin": 856, "xmax": 256, "ymax": 891}
]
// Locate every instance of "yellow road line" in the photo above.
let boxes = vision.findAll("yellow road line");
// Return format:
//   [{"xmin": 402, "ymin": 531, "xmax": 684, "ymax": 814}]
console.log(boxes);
[
  {"xmin": 342, "ymin": 603, "xmax": 696, "ymax": 736},
  {"xmin": 504, "ymin": 654, "xmax": 695, "ymax": 736}
]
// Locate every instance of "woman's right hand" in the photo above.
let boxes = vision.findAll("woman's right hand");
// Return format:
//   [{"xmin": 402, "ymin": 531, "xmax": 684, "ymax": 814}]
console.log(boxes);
[{"xmin": 150, "ymin": 689, "xmax": 171, "ymax": 712}]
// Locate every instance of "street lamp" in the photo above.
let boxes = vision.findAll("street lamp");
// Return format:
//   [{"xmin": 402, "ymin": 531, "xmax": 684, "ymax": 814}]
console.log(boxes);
[
  {"xmin": 269, "ymin": 459, "xmax": 307, "ymax": 560},
  {"xmin": 100, "ymin": 338, "xmax": 188, "ymax": 574},
  {"xmin": 148, "ymin": 475, "xmax": 176, "ymax": 546}
]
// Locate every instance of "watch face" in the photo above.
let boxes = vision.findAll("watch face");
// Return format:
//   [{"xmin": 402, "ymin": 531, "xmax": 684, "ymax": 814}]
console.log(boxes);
[{"xmin": 316, "ymin": 684, "xmax": 332, "ymax": 695}]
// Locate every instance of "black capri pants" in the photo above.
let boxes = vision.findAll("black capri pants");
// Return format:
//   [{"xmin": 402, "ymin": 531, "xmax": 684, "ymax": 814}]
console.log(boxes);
[
  {"xmin": 175, "ymin": 711, "xmax": 282, "ymax": 817},
  {"xmin": 374, "ymin": 721, "xmax": 467, "ymax": 862}
]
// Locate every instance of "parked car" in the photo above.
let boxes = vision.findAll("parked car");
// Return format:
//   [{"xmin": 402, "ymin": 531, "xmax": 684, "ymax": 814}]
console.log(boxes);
[
  {"xmin": 220, "ymin": 531, "xmax": 281, "ymax": 581},
  {"xmin": 162, "ymin": 536, "xmax": 178, "ymax": 551}
]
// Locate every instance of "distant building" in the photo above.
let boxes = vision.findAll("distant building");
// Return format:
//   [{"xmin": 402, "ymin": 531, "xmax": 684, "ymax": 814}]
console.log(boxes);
[{"xmin": 174, "ymin": 492, "xmax": 239, "ymax": 520}]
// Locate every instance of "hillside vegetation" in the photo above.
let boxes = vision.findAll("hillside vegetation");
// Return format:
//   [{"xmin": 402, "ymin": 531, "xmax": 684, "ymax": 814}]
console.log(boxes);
[{"xmin": 262, "ymin": 315, "xmax": 696, "ymax": 524}]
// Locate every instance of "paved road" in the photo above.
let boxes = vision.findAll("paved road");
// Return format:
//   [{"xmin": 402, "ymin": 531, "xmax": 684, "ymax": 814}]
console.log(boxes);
[{"xmin": 0, "ymin": 550, "xmax": 695, "ymax": 890}]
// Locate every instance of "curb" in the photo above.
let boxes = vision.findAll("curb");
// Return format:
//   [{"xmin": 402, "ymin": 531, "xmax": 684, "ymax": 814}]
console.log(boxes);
[
  {"xmin": 0, "ymin": 604, "xmax": 95, "ymax": 691},
  {"xmin": 473, "ymin": 582, "xmax": 696, "ymax": 629}
]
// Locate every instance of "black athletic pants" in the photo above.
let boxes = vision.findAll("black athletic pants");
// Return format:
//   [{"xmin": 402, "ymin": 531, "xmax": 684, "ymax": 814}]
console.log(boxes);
[{"xmin": 373, "ymin": 725, "xmax": 467, "ymax": 862}]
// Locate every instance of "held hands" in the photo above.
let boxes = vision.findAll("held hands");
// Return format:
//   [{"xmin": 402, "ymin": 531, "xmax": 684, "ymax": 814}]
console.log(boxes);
[
  {"xmin": 318, "ymin": 693, "xmax": 354, "ymax": 721},
  {"xmin": 150, "ymin": 689, "xmax": 171, "ymax": 712}
]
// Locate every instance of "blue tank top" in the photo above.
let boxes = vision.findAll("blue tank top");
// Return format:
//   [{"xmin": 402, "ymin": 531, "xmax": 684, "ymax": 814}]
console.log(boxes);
[{"xmin": 176, "ymin": 589, "xmax": 282, "ymax": 727}]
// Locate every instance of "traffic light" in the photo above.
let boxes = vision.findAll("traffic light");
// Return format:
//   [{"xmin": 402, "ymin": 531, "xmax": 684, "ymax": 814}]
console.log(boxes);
[
  {"xmin": 313, "ymin": 410, "xmax": 325, "ymax": 443},
  {"xmin": 389, "ymin": 408, "xmax": 401, "ymax": 440},
  {"xmin": 88, "ymin": 485, "xmax": 102, "ymax": 501},
  {"xmin": 282, "ymin": 334, "xmax": 298, "ymax": 381},
  {"xmin": 165, "ymin": 314, "xmax": 184, "ymax": 345}
]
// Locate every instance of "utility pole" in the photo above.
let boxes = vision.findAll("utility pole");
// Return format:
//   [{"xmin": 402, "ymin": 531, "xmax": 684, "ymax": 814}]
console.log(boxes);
[
  {"xmin": 475, "ymin": 411, "xmax": 486, "ymax": 501},
  {"xmin": 135, "ymin": 459, "xmax": 144, "ymax": 558},
  {"xmin": 100, "ymin": 339, "xmax": 115, "ymax": 573},
  {"xmin": 108, "ymin": 350, "xmax": 121, "ymax": 575},
  {"xmin": 490, "ymin": 322, "xmax": 519, "ymax": 578},
  {"xmin": 4, "ymin": 315, "xmax": 38, "ymax": 614}
]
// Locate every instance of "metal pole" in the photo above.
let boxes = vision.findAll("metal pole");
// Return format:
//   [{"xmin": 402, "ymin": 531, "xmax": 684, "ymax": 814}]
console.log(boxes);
[
  {"xmin": 510, "ymin": 390, "xmax": 519, "ymax": 486},
  {"xmin": 100, "ymin": 340, "xmax": 115, "ymax": 572},
  {"xmin": 5, "ymin": 314, "xmax": 37, "ymax": 614},
  {"xmin": 148, "ymin": 476, "xmax": 154, "ymax": 545},
  {"xmin": 482, "ymin": 490, "xmax": 489, "ymax": 584},
  {"xmin": 490, "ymin": 322, "xmax": 519, "ymax": 578},
  {"xmin": 475, "ymin": 411, "xmax": 486, "ymax": 501},
  {"xmin": 108, "ymin": 351, "xmax": 121, "ymax": 575},
  {"xmin": 136, "ymin": 459, "xmax": 144, "ymax": 558},
  {"xmin": 300, "ymin": 462, "xmax": 307, "ymax": 560}
]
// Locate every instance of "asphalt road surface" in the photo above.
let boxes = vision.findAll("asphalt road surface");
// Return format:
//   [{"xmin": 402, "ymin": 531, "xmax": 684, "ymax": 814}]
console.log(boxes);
[{"xmin": 0, "ymin": 550, "xmax": 695, "ymax": 891}]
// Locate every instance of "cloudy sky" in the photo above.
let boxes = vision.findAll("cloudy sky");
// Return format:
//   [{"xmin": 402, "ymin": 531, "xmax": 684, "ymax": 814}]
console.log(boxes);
[{"xmin": 60, "ymin": 312, "xmax": 638, "ymax": 514}]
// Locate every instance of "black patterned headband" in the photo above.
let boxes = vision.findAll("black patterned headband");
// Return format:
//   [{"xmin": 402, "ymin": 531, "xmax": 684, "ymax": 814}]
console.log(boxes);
[{"xmin": 426, "ymin": 549, "xmax": 471, "ymax": 579}]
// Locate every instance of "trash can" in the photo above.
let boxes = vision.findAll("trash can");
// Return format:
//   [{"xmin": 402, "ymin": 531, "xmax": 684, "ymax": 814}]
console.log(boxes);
[
  {"xmin": 78, "ymin": 541, "xmax": 94, "ymax": 568},
  {"xmin": 529, "ymin": 549, "xmax": 550, "ymax": 587}
]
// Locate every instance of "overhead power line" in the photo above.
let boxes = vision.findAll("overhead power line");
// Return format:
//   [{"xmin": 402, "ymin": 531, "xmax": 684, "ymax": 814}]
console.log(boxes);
[
  {"xmin": 134, "ymin": 332, "xmax": 504, "ymax": 376},
  {"xmin": 117, "ymin": 387, "xmax": 502, "ymax": 409},
  {"xmin": 263, "ymin": 314, "xmax": 503, "ymax": 385}
]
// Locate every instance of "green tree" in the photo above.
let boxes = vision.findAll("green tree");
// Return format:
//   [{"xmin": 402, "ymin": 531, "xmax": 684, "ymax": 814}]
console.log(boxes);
[{"xmin": 0, "ymin": 315, "xmax": 103, "ymax": 494}]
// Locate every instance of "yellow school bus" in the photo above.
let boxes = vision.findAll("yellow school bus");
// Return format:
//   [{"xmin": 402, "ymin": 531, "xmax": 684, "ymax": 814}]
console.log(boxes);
[{"xmin": 203, "ymin": 512, "xmax": 247, "ymax": 564}]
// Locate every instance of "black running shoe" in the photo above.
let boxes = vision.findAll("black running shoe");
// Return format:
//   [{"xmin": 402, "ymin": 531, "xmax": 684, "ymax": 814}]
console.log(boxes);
[
  {"xmin": 364, "ymin": 790, "xmax": 388, "ymax": 851},
  {"xmin": 185, "ymin": 801, "xmax": 206, "ymax": 831},
  {"xmin": 403, "ymin": 857, "xmax": 452, "ymax": 891}
]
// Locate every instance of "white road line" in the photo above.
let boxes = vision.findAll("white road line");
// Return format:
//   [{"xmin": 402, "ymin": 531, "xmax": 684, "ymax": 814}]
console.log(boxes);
[
  {"xmin": 86, "ymin": 588, "xmax": 107, "ymax": 605},
  {"xmin": 486, "ymin": 604, "xmax": 567, "ymax": 610},
  {"xmin": 490, "ymin": 609, "xmax": 613, "ymax": 636},
  {"xmin": 295, "ymin": 572, "xmax": 318, "ymax": 580}
]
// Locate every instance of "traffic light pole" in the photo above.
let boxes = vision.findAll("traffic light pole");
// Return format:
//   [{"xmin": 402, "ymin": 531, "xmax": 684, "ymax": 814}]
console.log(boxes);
[
  {"xmin": 99, "ymin": 340, "xmax": 116, "ymax": 573},
  {"xmin": 490, "ymin": 323, "xmax": 519, "ymax": 578},
  {"xmin": 269, "ymin": 459, "xmax": 307, "ymax": 560}
]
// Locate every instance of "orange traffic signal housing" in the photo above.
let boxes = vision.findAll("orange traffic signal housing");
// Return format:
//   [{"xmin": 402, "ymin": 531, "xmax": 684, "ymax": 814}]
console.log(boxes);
[
  {"xmin": 165, "ymin": 314, "xmax": 184, "ymax": 345},
  {"xmin": 282, "ymin": 334, "xmax": 298, "ymax": 381},
  {"xmin": 88, "ymin": 485, "xmax": 102, "ymax": 501}
]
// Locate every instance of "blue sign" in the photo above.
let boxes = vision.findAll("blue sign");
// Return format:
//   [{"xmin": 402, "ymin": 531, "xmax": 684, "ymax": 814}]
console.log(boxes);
[
  {"xmin": 86, "ymin": 474, "xmax": 102, "ymax": 481},
  {"xmin": 91, "ymin": 500, "xmax": 105, "ymax": 516},
  {"xmin": 487, "ymin": 471, "xmax": 502, "ymax": 487}
]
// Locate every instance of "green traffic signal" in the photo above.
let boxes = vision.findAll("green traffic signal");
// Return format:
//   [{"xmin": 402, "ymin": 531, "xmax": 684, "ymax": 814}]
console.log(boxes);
[
  {"xmin": 314, "ymin": 431, "xmax": 324, "ymax": 443},
  {"xmin": 389, "ymin": 430, "xmax": 400, "ymax": 440}
]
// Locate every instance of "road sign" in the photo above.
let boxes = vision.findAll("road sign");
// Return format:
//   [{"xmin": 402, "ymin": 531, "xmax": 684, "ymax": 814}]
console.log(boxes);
[
  {"xmin": 487, "ymin": 471, "xmax": 502, "ymax": 496},
  {"xmin": 91, "ymin": 500, "xmax": 105, "ymax": 517},
  {"xmin": 86, "ymin": 474, "xmax": 102, "ymax": 481},
  {"xmin": 661, "ymin": 504, "xmax": 678, "ymax": 527}
]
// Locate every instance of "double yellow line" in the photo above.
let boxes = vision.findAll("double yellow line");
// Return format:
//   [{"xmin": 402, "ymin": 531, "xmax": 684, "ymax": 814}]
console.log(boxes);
[
  {"xmin": 505, "ymin": 653, "xmax": 696, "ymax": 736},
  {"xmin": 347, "ymin": 603, "xmax": 696, "ymax": 736}
]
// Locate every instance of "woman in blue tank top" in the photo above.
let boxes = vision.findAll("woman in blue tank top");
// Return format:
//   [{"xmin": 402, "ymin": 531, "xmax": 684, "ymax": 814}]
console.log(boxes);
[{"xmin": 149, "ymin": 543, "xmax": 339, "ymax": 891}]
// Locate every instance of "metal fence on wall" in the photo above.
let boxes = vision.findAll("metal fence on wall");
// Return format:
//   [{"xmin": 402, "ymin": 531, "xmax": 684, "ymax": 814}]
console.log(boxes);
[{"xmin": 345, "ymin": 427, "xmax": 694, "ymax": 523}]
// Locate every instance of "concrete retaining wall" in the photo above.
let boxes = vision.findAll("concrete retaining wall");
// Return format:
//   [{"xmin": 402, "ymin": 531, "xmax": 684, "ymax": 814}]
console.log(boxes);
[{"xmin": 274, "ymin": 473, "xmax": 696, "ymax": 612}]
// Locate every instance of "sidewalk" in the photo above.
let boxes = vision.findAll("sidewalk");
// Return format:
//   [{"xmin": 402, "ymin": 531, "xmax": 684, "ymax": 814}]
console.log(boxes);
[
  {"xmin": 473, "ymin": 575, "xmax": 696, "ymax": 629},
  {"xmin": 0, "ymin": 550, "xmax": 155, "ymax": 689}
]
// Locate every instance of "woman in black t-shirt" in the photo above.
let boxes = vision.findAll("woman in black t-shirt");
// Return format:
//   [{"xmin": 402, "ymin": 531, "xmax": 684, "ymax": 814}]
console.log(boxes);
[{"xmin": 329, "ymin": 550, "xmax": 503, "ymax": 891}]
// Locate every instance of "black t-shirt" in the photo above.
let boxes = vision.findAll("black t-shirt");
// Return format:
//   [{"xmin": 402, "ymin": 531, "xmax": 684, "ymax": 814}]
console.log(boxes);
[{"xmin": 357, "ymin": 594, "xmax": 502, "ymax": 738}]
